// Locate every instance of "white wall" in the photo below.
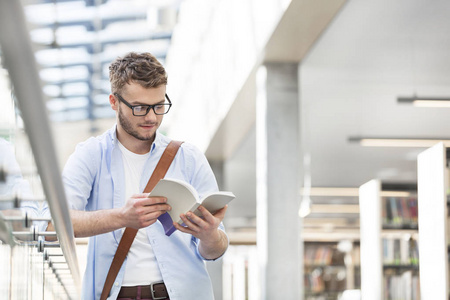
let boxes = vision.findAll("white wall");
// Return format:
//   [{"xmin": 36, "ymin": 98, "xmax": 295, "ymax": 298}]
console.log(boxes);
[{"xmin": 165, "ymin": 0, "xmax": 291, "ymax": 151}]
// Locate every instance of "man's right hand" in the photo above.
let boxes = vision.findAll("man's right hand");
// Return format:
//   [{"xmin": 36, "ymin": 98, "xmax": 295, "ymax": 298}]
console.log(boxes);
[
  {"xmin": 49, "ymin": 195, "xmax": 171, "ymax": 238},
  {"xmin": 120, "ymin": 194, "xmax": 171, "ymax": 229}
]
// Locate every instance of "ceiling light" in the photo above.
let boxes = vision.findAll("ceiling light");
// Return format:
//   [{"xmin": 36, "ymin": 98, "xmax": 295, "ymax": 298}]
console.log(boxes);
[
  {"xmin": 301, "ymin": 187, "xmax": 412, "ymax": 197},
  {"xmin": 349, "ymin": 137, "xmax": 450, "ymax": 147},
  {"xmin": 398, "ymin": 97, "xmax": 450, "ymax": 107},
  {"xmin": 310, "ymin": 204, "xmax": 359, "ymax": 214},
  {"xmin": 302, "ymin": 187, "xmax": 359, "ymax": 197}
]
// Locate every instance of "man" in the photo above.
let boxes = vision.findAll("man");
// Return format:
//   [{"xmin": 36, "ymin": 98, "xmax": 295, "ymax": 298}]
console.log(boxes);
[{"xmin": 60, "ymin": 52, "xmax": 228, "ymax": 299}]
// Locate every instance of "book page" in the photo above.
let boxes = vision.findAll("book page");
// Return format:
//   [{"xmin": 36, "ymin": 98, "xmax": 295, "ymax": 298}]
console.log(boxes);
[
  {"xmin": 150, "ymin": 178, "xmax": 199, "ymax": 224},
  {"xmin": 192, "ymin": 191, "xmax": 235, "ymax": 217}
]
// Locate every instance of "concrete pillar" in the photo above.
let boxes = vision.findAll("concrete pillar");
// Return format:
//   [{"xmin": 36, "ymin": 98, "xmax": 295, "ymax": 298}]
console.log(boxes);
[
  {"xmin": 256, "ymin": 62, "xmax": 302, "ymax": 299},
  {"xmin": 206, "ymin": 261, "xmax": 223, "ymax": 300}
]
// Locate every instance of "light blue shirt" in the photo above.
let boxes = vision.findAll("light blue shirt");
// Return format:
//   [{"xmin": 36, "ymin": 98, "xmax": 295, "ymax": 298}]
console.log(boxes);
[{"xmin": 62, "ymin": 126, "xmax": 227, "ymax": 300}]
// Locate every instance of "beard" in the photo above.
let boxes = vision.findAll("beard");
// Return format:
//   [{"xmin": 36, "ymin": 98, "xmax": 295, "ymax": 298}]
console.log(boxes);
[{"xmin": 118, "ymin": 106, "xmax": 158, "ymax": 141}]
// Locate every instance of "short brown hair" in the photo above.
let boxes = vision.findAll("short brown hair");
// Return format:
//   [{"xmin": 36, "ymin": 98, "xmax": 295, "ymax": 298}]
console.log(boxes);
[{"xmin": 109, "ymin": 52, "xmax": 168, "ymax": 94}]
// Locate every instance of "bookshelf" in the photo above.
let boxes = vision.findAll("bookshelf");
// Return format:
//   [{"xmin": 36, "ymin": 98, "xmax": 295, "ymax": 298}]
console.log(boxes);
[
  {"xmin": 303, "ymin": 241, "xmax": 360, "ymax": 300},
  {"xmin": 359, "ymin": 179, "xmax": 419, "ymax": 300},
  {"xmin": 222, "ymin": 245, "xmax": 259, "ymax": 300},
  {"xmin": 417, "ymin": 142, "xmax": 449, "ymax": 299}
]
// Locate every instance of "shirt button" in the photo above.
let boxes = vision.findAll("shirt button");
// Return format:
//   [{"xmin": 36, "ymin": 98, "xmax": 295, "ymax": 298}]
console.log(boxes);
[{"xmin": 115, "ymin": 282, "xmax": 119, "ymax": 287}]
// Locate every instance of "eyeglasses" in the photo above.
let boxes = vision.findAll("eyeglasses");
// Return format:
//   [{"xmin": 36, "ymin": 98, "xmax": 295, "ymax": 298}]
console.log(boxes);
[{"xmin": 114, "ymin": 93, "xmax": 172, "ymax": 116}]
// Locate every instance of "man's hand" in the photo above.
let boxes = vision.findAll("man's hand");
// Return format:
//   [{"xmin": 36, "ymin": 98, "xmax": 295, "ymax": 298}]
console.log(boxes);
[
  {"xmin": 56, "ymin": 194, "xmax": 171, "ymax": 238},
  {"xmin": 173, "ymin": 205, "xmax": 228, "ymax": 259},
  {"xmin": 121, "ymin": 194, "xmax": 172, "ymax": 229}
]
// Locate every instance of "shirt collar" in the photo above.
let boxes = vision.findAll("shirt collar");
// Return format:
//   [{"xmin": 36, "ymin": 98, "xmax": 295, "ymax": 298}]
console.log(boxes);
[{"xmin": 151, "ymin": 131, "xmax": 162, "ymax": 153}]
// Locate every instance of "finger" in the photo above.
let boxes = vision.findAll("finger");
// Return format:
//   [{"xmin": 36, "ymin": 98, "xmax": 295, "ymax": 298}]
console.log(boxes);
[
  {"xmin": 130, "ymin": 193, "xmax": 152, "ymax": 199},
  {"xmin": 173, "ymin": 222, "xmax": 192, "ymax": 233},
  {"xmin": 142, "ymin": 204, "xmax": 171, "ymax": 214},
  {"xmin": 180, "ymin": 213, "xmax": 201, "ymax": 231},
  {"xmin": 136, "ymin": 211, "xmax": 166, "ymax": 228},
  {"xmin": 199, "ymin": 205, "xmax": 227, "ymax": 223},
  {"xmin": 196, "ymin": 206, "xmax": 214, "ymax": 222},
  {"xmin": 214, "ymin": 205, "xmax": 227, "ymax": 219},
  {"xmin": 187, "ymin": 211, "xmax": 208, "ymax": 227},
  {"xmin": 146, "ymin": 210, "xmax": 167, "ymax": 220},
  {"xmin": 138, "ymin": 196, "xmax": 167, "ymax": 206}
]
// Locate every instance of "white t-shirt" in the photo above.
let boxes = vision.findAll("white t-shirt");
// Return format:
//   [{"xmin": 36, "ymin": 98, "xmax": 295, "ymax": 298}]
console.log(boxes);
[{"xmin": 118, "ymin": 142, "xmax": 163, "ymax": 286}]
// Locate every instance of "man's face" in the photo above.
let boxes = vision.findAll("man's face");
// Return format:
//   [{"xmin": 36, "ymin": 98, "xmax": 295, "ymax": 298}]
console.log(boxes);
[{"xmin": 114, "ymin": 82, "xmax": 166, "ymax": 142}]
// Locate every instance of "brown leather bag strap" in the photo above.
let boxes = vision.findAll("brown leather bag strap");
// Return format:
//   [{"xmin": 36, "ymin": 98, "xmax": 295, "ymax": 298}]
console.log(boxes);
[{"xmin": 100, "ymin": 140, "xmax": 183, "ymax": 300}]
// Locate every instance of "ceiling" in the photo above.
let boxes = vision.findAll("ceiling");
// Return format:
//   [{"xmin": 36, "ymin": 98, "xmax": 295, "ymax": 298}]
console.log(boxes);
[
  {"xmin": 301, "ymin": 0, "xmax": 450, "ymax": 188},
  {"xmin": 206, "ymin": 0, "xmax": 450, "ymax": 191},
  {"xmin": 220, "ymin": 0, "xmax": 450, "ymax": 235},
  {"xmin": 22, "ymin": 0, "xmax": 180, "ymax": 124}
]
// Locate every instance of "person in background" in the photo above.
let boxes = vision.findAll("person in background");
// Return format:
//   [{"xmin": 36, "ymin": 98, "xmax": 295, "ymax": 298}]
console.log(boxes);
[
  {"xmin": 0, "ymin": 137, "xmax": 41, "ymax": 224},
  {"xmin": 49, "ymin": 52, "xmax": 228, "ymax": 300}
]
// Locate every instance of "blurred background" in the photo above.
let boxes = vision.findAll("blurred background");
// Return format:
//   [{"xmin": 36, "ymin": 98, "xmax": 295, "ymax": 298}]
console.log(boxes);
[{"xmin": 1, "ymin": 0, "xmax": 450, "ymax": 299}]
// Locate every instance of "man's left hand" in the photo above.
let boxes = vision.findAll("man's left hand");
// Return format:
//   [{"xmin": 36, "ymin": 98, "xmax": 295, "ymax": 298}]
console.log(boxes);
[{"xmin": 173, "ymin": 205, "xmax": 228, "ymax": 259}]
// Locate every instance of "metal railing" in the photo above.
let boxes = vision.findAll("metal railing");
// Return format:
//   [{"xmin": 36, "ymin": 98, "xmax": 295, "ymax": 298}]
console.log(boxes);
[{"xmin": 0, "ymin": 0, "xmax": 81, "ymax": 299}]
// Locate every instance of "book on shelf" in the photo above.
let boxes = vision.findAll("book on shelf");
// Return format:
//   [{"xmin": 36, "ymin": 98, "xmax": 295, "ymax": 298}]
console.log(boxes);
[
  {"xmin": 352, "ymin": 244, "xmax": 361, "ymax": 266},
  {"xmin": 408, "ymin": 198, "xmax": 418, "ymax": 224},
  {"xmin": 304, "ymin": 242, "xmax": 361, "ymax": 298},
  {"xmin": 382, "ymin": 237, "xmax": 419, "ymax": 266},
  {"xmin": 389, "ymin": 197, "xmax": 401, "ymax": 225},
  {"xmin": 382, "ymin": 197, "xmax": 418, "ymax": 228},
  {"xmin": 383, "ymin": 270, "xmax": 420, "ymax": 300},
  {"xmin": 304, "ymin": 244, "xmax": 343, "ymax": 266},
  {"xmin": 152, "ymin": 178, "xmax": 235, "ymax": 236}
]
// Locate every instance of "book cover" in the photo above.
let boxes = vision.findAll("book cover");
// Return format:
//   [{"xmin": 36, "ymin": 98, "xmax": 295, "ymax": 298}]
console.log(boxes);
[
  {"xmin": 389, "ymin": 197, "xmax": 401, "ymax": 226},
  {"xmin": 151, "ymin": 178, "xmax": 235, "ymax": 236},
  {"xmin": 402, "ymin": 198, "xmax": 411, "ymax": 224},
  {"xmin": 385, "ymin": 197, "xmax": 393, "ymax": 226},
  {"xmin": 408, "ymin": 198, "xmax": 418, "ymax": 224}
]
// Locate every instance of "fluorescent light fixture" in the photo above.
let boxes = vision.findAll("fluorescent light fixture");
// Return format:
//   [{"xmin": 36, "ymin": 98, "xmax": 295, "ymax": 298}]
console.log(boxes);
[
  {"xmin": 301, "ymin": 187, "xmax": 411, "ymax": 197},
  {"xmin": 349, "ymin": 136, "xmax": 450, "ymax": 147},
  {"xmin": 302, "ymin": 187, "xmax": 359, "ymax": 197},
  {"xmin": 398, "ymin": 97, "xmax": 450, "ymax": 108},
  {"xmin": 303, "ymin": 218, "xmax": 359, "ymax": 227},
  {"xmin": 413, "ymin": 100, "xmax": 450, "ymax": 107},
  {"xmin": 310, "ymin": 204, "xmax": 359, "ymax": 214}
]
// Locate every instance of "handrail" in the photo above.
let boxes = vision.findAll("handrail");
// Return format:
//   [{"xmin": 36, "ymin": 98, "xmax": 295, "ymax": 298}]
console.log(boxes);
[
  {"xmin": 0, "ymin": 0, "xmax": 81, "ymax": 297},
  {"xmin": 0, "ymin": 212, "xmax": 16, "ymax": 247}
]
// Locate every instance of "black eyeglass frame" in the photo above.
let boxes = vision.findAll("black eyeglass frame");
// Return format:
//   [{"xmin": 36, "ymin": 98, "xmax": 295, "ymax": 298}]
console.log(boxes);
[{"xmin": 114, "ymin": 93, "xmax": 172, "ymax": 116}]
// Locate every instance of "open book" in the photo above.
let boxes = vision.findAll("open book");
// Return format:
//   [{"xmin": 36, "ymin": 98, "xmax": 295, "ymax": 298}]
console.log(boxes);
[{"xmin": 152, "ymin": 178, "xmax": 235, "ymax": 236}]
